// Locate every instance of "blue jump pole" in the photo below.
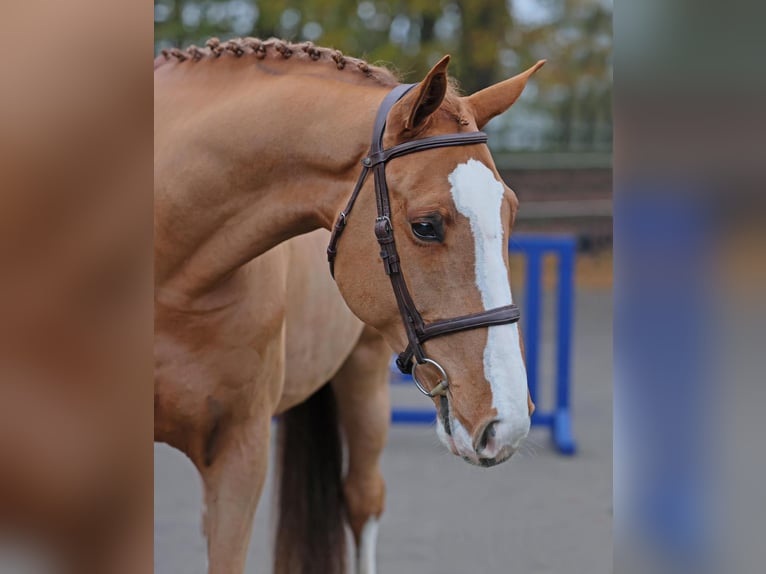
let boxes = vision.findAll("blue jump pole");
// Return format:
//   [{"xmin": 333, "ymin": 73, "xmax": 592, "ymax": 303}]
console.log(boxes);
[
  {"xmin": 554, "ymin": 238, "xmax": 576, "ymax": 454},
  {"xmin": 523, "ymin": 245, "xmax": 542, "ymax": 408}
]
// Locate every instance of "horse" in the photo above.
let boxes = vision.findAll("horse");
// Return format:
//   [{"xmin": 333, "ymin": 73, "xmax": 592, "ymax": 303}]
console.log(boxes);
[{"xmin": 154, "ymin": 37, "xmax": 543, "ymax": 574}]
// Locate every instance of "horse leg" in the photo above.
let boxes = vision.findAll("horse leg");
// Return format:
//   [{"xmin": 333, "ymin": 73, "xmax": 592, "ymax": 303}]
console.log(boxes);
[
  {"xmin": 194, "ymin": 414, "xmax": 271, "ymax": 574},
  {"xmin": 332, "ymin": 326, "xmax": 392, "ymax": 574}
]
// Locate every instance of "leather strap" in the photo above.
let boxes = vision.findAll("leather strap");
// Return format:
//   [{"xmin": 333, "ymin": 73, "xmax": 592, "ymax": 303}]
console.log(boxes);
[
  {"xmin": 396, "ymin": 304, "xmax": 521, "ymax": 374},
  {"xmin": 326, "ymin": 165, "xmax": 369, "ymax": 277},
  {"xmin": 327, "ymin": 83, "xmax": 522, "ymax": 389},
  {"xmin": 327, "ymin": 83, "xmax": 418, "ymax": 277},
  {"xmin": 363, "ymin": 132, "xmax": 490, "ymax": 167}
]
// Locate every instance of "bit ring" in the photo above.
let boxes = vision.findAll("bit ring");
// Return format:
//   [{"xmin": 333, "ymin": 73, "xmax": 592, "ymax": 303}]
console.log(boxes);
[{"xmin": 412, "ymin": 358, "xmax": 449, "ymax": 397}]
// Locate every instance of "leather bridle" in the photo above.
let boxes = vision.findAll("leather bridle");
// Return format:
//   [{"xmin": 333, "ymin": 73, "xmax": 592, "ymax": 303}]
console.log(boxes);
[{"xmin": 326, "ymin": 83, "xmax": 521, "ymax": 398}]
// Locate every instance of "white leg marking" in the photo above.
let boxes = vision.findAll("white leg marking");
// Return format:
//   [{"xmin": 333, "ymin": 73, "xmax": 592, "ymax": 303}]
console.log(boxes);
[
  {"xmin": 358, "ymin": 518, "xmax": 379, "ymax": 574},
  {"xmin": 448, "ymin": 159, "xmax": 530, "ymax": 447}
]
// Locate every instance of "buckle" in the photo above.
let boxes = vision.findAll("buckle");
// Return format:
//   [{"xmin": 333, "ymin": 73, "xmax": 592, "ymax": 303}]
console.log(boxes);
[
  {"xmin": 396, "ymin": 353, "xmax": 414, "ymax": 374},
  {"xmin": 374, "ymin": 216, "xmax": 393, "ymax": 243},
  {"xmin": 334, "ymin": 211, "xmax": 347, "ymax": 232}
]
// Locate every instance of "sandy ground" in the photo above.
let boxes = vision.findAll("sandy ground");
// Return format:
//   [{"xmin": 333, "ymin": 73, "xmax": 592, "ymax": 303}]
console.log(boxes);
[{"xmin": 154, "ymin": 286, "xmax": 612, "ymax": 574}]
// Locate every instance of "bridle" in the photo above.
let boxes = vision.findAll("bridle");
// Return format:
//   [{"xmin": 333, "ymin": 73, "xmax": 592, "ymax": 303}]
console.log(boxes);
[{"xmin": 326, "ymin": 83, "xmax": 521, "ymax": 398}]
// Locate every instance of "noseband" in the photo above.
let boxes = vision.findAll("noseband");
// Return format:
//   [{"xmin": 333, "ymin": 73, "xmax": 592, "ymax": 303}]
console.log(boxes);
[{"xmin": 326, "ymin": 83, "xmax": 521, "ymax": 398}]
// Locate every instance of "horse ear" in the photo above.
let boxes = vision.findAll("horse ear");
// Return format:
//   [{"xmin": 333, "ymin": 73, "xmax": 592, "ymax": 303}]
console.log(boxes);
[
  {"xmin": 397, "ymin": 55, "xmax": 451, "ymax": 131},
  {"xmin": 465, "ymin": 60, "xmax": 546, "ymax": 129}
]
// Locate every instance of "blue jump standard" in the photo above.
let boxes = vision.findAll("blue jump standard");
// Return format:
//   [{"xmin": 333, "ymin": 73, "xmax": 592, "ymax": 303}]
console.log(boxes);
[{"xmin": 389, "ymin": 233, "xmax": 577, "ymax": 456}]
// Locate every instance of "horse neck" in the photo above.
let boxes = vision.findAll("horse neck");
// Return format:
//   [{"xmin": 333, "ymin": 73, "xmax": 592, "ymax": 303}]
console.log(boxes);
[{"xmin": 155, "ymin": 63, "xmax": 391, "ymax": 304}]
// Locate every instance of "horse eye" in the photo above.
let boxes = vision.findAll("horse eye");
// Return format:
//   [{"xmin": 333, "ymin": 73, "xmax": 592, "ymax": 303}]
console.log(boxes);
[{"xmin": 411, "ymin": 221, "xmax": 440, "ymax": 241}]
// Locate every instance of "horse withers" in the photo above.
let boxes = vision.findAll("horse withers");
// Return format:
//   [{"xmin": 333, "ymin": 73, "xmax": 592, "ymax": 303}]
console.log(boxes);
[{"xmin": 155, "ymin": 37, "xmax": 542, "ymax": 574}]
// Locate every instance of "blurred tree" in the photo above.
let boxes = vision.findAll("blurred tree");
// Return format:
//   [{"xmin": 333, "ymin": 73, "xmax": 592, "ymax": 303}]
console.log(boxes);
[{"xmin": 154, "ymin": 0, "xmax": 612, "ymax": 152}]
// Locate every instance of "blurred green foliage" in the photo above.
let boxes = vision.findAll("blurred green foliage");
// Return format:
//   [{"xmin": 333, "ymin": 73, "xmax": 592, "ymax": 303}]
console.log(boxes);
[{"xmin": 155, "ymin": 0, "xmax": 612, "ymax": 152}]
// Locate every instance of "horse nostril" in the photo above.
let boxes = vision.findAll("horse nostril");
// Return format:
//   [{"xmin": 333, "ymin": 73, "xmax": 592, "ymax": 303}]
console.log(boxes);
[{"xmin": 477, "ymin": 420, "xmax": 498, "ymax": 453}]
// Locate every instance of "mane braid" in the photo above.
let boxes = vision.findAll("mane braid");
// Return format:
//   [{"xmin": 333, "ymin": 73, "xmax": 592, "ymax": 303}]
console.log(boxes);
[{"xmin": 157, "ymin": 37, "xmax": 399, "ymax": 86}]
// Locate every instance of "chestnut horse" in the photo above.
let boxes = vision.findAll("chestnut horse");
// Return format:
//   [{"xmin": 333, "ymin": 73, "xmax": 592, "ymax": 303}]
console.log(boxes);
[{"xmin": 155, "ymin": 38, "xmax": 542, "ymax": 574}]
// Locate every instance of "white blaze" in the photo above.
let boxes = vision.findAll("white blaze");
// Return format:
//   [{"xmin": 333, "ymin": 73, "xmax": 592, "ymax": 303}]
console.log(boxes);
[{"xmin": 448, "ymin": 159, "xmax": 530, "ymax": 447}]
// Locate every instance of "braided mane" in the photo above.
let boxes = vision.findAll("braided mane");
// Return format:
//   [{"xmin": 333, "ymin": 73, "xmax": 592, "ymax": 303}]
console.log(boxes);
[
  {"xmin": 155, "ymin": 37, "xmax": 399, "ymax": 86},
  {"xmin": 156, "ymin": 37, "xmax": 470, "ymax": 125}
]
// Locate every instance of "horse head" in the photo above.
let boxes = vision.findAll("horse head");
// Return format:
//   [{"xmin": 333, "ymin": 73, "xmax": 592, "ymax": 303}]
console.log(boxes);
[{"xmin": 333, "ymin": 56, "xmax": 544, "ymax": 467}]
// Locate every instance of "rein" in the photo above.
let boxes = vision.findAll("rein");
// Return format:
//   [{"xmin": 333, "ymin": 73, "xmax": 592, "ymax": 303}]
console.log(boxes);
[{"xmin": 326, "ymin": 84, "xmax": 521, "ymax": 398}]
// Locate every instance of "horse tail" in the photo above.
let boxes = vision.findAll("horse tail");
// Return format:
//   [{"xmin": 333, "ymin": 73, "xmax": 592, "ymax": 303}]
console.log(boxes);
[{"xmin": 274, "ymin": 382, "xmax": 346, "ymax": 574}]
